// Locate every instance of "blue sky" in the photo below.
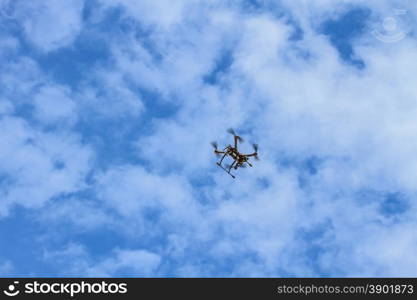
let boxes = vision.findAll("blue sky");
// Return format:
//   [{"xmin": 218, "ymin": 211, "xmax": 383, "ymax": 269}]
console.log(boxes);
[{"xmin": 1, "ymin": 0, "xmax": 416, "ymax": 277}]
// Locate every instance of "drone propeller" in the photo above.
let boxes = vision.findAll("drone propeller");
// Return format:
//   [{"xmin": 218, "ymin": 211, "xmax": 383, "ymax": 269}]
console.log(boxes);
[
  {"xmin": 211, "ymin": 141, "xmax": 221, "ymax": 157},
  {"xmin": 227, "ymin": 128, "xmax": 244, "ymax": 143},
  {"xmin": 252, "ymin": 143, "xmax": 259, "ymax": 160}
]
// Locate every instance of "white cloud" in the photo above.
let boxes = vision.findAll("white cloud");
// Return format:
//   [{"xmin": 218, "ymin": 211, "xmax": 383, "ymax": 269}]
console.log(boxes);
[
  {"xmin": 78, "ymin": 68, "xmax": 144, "ymax": 119},
  {"xmin": 17, "ymin": 0, "xmax": 84, "ymax": 52},
  {"xmin": 98, "ymin": 0, "xmax": 190, "ymax": 30},
  {"xmin": 0, "ymin": 116, "xmax": 93, "ymax": 216},
  {"xmin": 43, "ymin": 242, "xmax": 88, "ymax": 263},
  {"xmin": 1, "ymin": 57, "xmax": 43, "ymax": 96},
  {"xmin": 95, "ymin": 165, "xmax": 200, "ymax": 224},
  {"xmin": 87, "ymin": 249, "xmax": 161, "ymax": 276},
  {"xmin": 0, "ymin": 55, "xmax": 91, "ymax": 217},
  {"xmin": 43, "ymin": 244, "xmax": 161, "ymax": 276},
  {"xmin": 39, "ymin": 197, "xmax": 113, "ymax": 231},
  {"xmin": 33, "ymin": 85, "xmax": 77, "ymax": 126}
]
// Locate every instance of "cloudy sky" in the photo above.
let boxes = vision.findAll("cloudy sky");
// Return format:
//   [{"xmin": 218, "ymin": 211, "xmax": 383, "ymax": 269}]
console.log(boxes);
[{"xmin": 0, "ymin": 0, "xmax": 416, "ymax": 277}]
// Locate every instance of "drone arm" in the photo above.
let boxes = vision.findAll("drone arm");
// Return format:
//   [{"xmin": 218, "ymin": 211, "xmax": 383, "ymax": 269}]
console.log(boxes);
[
  {"xmin": 234, "ymin": 136, "xmax": 239, "ymax": 150},
  {"xmin": 243, "ymin": 152, "xmax": 257, "ymax": 157}
]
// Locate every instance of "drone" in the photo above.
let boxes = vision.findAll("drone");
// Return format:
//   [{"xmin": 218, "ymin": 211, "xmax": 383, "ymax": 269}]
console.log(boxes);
[{"xmin": 211, "ymin": 128, "xmax": 259, "ymax": 178}]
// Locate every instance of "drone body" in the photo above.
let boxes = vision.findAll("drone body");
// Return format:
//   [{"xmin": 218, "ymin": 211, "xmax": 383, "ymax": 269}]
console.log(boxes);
[{"xmin": 211, "ymin": 129, "xmax": 259, "ymax": 178}]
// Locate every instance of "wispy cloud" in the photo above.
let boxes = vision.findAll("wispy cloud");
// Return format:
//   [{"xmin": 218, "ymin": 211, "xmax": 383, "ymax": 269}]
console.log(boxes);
[{"xmin": 15, "ymin": 0, "xmax": 84, "ymax": 52}]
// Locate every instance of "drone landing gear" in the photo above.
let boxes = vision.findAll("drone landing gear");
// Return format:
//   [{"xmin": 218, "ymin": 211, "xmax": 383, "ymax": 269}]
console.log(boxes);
[{"xmin": 216, "ymin": 162, "xmax": 235, "ymax": 179}]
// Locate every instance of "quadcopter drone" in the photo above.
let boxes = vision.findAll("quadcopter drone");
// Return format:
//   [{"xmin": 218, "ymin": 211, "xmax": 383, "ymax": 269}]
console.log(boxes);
[{"xmin": 211, "ymin": 128, "xmax": 259, "ymax": 178}]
